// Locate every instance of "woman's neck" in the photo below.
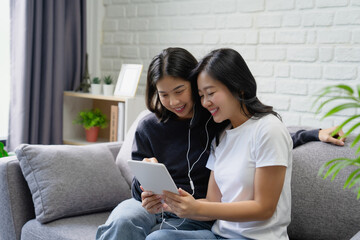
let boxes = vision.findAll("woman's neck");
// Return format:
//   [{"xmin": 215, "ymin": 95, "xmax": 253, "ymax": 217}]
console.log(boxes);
[{"xmin": 230, "ymin": 105, "xmax": 251, "ymax": 128}]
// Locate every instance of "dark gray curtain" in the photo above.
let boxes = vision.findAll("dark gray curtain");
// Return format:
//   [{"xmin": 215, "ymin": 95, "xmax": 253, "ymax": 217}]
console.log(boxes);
[{"xmin": 8, "ymin": 0, "xmax": 86, "ymax": 151}]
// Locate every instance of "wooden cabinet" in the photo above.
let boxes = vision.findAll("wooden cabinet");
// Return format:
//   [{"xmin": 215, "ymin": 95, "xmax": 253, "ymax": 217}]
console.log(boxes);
[{"xmin": 63, "ymin": 91, "xmax": 145, "ymax": 145}]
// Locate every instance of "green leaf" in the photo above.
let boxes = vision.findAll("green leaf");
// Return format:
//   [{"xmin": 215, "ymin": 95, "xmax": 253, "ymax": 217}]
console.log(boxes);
[
  {"xmin": 351, "ymin": 134, "xmax": 360, "ymax": 149},
  {"xmin": 344, "ymin": 169, "xmax": 360, "ymax": 189},
  {"xmin": 331, "ymin": 118, "xmax": 357, "ymax": 138},
  {"xmin": 315, "ymin": 96, "xmax": 358, "ymax": 114},
  {"xmin": 318, "ymin": 158, "xmax": 343, "ymax": 176},
  {"xmin": 312, "ymin": 85, "xmax": 344, "ymax": 109},
  {"xmin": 356, "ymin": 145, "xmax": 360, "ymax": 155},
  {"xmin": 334, "ymin": 84, "xmax": 354, "ymax": 95},
  {"xmin": 343, "ymin": 122, "xmax": 360, "ymax": 139},
  {"xmin": 323, "ymin": 160, "xmax": 347, "ymax": 179},
  {"xmin": 348, "ymin": 173, "xmax": 360, "ymax": 190},
  {"xmin": 331, "ymin": 161, "xmax": 353, "ymax": 181},
  {"xmin": 357, "ymin": 84, "xmax": 360, "ymax": 98},
  {"xmin": 318, "ymin": 84, "xmax": 354, "ymax": 97},
  {"xmin": 73, "ymin": 108, "xmax": 108, "ymax": 129},
  {"xmin": 349, "ymin": 174, "xmax": 360, "ymax": 189},
  {"xmin": 312, "ymin": 90, "xmax": 333, "ymax": 110},
  {"xmin": 337, "ymin": 115, "xmax": 360, "ymax": 131},
  {"xmin": 322, "ymin": 103, "xmax": 360, "ymax": 119},
  {"xmin": 0, "ymin": 142, "xmax": 9, "ymax": 158}
]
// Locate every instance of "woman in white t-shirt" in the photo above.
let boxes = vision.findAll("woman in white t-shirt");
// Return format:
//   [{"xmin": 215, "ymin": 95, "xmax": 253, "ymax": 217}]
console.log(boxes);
[{"xmin": 146, "ymin": 48, "xmax": 293, "ymax": 240}]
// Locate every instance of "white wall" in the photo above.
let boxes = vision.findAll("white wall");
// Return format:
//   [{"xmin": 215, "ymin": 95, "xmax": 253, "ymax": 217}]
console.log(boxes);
[
  {"xmin": 87, "ymin": 0, "xmax": 104, "ymax": 78},
  {"xmin": 91, "ymin": 0, "xmax": 360, "ymax": 130}
]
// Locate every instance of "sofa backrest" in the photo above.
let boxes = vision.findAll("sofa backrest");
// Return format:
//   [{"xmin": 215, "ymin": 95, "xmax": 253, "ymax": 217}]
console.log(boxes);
[
  {"xmin": 288, "ymin": 135, "xmax": 359, "ymax": 240},
  {"xmin": 115, "ymin": 110, "xmax": 151, "ymax": 186},
  {"xmin": 116, "ymin": 116, "xmax": 360, "ymax": 239}
]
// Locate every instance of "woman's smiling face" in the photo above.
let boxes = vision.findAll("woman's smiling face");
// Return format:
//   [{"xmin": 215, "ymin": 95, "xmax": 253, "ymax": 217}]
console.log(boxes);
[
  {"xmin": 156, "ymin": 76, "xmax": 194, "ymax": 120},
  {"xmin": 197, "ymin": 71, "xmax": 246, "ymax": 128}
]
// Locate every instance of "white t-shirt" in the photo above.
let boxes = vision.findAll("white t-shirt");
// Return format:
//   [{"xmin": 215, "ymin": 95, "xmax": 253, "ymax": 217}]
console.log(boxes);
[{"xmin": 206, "ymin": 114, "xmax": 293, "ymax": 240}]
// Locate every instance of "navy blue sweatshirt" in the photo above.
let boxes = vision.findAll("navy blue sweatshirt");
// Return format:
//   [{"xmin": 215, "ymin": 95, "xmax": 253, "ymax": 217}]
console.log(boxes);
[{"xmin": 131, "ymin": 111, "xmax": 319, "ymax": 201}]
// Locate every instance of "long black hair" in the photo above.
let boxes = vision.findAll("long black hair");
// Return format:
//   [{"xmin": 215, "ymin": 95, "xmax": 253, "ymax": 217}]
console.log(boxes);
[
  {"xmin": 191, "ymin": 48, "xmax": 280, "ymax": 121},
  {"xmin": 146, "ymin": 47, "xmax": 198, "ymax": 122}
]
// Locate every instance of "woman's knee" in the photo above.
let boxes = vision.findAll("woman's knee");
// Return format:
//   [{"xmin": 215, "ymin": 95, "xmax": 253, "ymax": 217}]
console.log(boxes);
[{"xmin": 146, "ymin": 230, "xmax": 174, "ymax": 240}]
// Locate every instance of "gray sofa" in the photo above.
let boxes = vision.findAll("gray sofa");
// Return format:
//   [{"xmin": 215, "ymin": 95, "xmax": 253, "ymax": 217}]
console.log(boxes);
[{"xmin": 1, "ymin": 111, "xmax": 359, "ymax": 240}]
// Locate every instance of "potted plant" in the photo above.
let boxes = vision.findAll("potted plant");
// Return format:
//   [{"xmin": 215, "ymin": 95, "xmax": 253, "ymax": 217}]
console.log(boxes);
[
  {"xmin": 0, "ymin": 142, "xmax": 8, "ymax": 158},
  {"xmin": 313, "ymin": 84, "xmax": 360, "ymax": 199},
  {"xmin": 103, "ymin": 75, "xmax": 114, "ymax": 96},
  {"xmin": 73, "ymin": 108, "xmax": 108, "ymax": 142},
  {"xmin": 91, "ymin": 77, "xmax": 102, "ymax": 95}
]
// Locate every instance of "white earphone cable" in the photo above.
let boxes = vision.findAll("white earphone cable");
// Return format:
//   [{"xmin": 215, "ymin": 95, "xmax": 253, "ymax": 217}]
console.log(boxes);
[
  {"xmin": 161, "ymin": 107, "xmax": 212, "ymax": 230},
  {"xmin": 186, "ymin": 115, "xmax": 212, "ymax": 195},
  {"xmin": 160, "ymin": 207, "xmax": 186, "ymax": 230}
]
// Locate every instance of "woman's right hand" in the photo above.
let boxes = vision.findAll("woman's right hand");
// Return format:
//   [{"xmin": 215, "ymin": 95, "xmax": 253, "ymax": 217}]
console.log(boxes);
[
  {"xmin": 141, "ymin": 157, "xmax": 162, "ymax": 213},
  {"xmin": 141, "ymin": 186, "xmax": 163, "ymax": 214}
]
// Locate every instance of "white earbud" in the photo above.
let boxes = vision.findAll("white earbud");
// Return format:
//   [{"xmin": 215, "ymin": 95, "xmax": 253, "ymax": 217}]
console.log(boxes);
[{"xmin": 190, "ymin": 180, "xmax": 194, "ymax": 191}]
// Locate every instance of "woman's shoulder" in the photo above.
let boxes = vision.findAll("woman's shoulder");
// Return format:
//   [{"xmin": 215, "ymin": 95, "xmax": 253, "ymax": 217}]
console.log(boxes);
[
  {"xmin": 137, "ymin": 112, "xmax": 159, "ymax": 129},
  {"xmin": 255, "ymin": 114, "xmax": 291, "ymax": 139},
  {"xmin": 257, "ymin": 114, "xmax": 283, "ymax": 126}
]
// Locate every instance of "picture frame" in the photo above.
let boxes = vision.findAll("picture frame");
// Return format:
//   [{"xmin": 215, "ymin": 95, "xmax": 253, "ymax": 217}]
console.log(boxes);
[{"xmin": 114, "ymin": 64, "xmax": 143, "ymax": 97}]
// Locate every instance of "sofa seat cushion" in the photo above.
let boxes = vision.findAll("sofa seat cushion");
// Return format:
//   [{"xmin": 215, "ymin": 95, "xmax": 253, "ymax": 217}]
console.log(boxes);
[
  {"xmin": 15, "ymin": 144, "xmax": 131, "ymax": 223},
  {"xmin": 21, "ymin": 212, "xmax": 110, "ymax": 240}
]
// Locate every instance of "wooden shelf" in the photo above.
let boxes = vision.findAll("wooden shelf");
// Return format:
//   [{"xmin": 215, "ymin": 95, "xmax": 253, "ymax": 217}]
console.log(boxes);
[
  {"xmin": 64, "ymin": 91, "xmax": 128, "ymax": 101},
  {"xmin": 63, "ymin": 91, "xmax": 146, "ymax": 145}
]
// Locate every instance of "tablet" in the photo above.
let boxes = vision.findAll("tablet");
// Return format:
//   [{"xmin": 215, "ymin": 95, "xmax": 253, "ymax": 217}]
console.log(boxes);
[{"xmin": 127, "ymin": 160, "xmax": 179, "ymax": 195}]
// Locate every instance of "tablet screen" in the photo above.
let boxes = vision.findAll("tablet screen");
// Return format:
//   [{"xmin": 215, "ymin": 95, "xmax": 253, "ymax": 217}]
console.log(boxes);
[{"xmin": 127, "ymin": 160, "xmax": 179, "ymax": 195}]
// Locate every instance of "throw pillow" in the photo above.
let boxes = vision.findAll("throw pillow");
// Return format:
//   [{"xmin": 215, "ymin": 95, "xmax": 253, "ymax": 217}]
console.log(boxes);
[{"xmin": 15, "ymin": 144, "xmax": 131, "ymax": 223}]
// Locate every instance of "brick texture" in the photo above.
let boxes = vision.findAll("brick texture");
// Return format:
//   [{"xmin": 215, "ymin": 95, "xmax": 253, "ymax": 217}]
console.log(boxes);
[{"xmin": 97, "ymin": 0, "xmax": 360, "ymax": 130}]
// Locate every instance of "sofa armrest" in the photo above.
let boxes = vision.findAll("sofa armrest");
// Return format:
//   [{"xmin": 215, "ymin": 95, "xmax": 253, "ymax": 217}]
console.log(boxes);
[
  {"xmin": 0, "ymin": 156, "xmax": 35, "ymax": 240},
  {"xmin": 288, "ymin": 135, "xmax": 360, "ymax": 240}
]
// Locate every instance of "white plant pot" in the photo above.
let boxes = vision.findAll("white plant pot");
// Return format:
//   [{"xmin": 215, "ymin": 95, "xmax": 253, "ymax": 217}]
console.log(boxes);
[
  {"xmin": 103, "ymin": 84, "xmax": 115, "ymax": 96},
  {"xmin": 91, "ymin": 84, "xmax": 102, "ymax": 95}
]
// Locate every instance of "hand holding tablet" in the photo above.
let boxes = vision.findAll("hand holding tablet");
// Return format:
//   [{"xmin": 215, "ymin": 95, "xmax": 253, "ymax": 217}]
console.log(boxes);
[{"xmin": 127, "ymin": 160, "xmax": 179, "ymax": 195}]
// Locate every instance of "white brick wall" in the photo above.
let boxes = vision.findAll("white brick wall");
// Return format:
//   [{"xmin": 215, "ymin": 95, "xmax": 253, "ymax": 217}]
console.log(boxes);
[{"xmin": 93, "ymin": 0, "xmax": 360, "ymax": 131}]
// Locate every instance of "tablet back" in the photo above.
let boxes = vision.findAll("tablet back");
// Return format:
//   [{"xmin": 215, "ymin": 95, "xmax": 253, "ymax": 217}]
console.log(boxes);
[{"xmin": 127, "ymin": 160, "xmax": 178, "ymax": 195}]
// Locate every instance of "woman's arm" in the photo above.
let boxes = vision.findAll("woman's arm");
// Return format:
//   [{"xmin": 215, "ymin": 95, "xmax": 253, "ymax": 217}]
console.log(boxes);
[
  {"xmin": 163, "ymin": 166, "xmax": 286, "ymax": 222},
  {"xmin": 130, "ymin": 125, "xmax": 156, "ymax": 201},
  {"xmin": 291, "ymin": 126, "xmax": 345, "ymax": 148}
]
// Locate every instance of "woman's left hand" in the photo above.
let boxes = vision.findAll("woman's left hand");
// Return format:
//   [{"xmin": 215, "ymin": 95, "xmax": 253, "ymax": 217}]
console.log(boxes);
[
  {"xmin": 162, "ymin": 188, "xmax": 198, "ymax": 218},
  {"xmin": 319, "ymin": 126, "xmax": 346, "ymax": 146}
]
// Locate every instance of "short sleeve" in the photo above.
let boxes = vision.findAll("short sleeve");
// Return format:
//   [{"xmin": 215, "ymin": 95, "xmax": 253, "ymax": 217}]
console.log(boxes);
[
  {"xmin": 206, "ymin": 139, "xmax": 217, "ymax": 171},
  {"xmin": 255, "ymin": 118, "xmax": 292, "ymax": 168}
]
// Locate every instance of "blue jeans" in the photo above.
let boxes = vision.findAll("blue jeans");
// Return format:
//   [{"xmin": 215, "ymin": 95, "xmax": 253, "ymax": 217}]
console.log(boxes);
[
  {"xmin": 95, "ymin": 198, "xmax": 214, "ymax": 240},
  {"xmin": 146, "ymin": 229, "xmax": 252, "ymax": 240}
]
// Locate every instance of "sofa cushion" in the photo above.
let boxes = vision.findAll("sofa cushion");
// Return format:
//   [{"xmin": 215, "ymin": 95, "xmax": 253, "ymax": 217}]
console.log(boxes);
[
  {"xmin": 116, "ymin": 110, "xmax": 150, "ymax": 186},
  {"xmin": 15, "ymin": 144, "xmax": 131, "ymax": 223},
  {"xmin": 21, "ymin": 211, "xmax": 110, "ymax": 240}
]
